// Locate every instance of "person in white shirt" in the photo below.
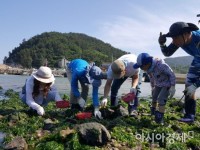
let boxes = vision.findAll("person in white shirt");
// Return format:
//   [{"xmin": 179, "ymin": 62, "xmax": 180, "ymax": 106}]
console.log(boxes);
[
  {"xmin": 101, "ymin": 54, "xmax": 141, "ymax": 115},
  {"xmin": 20, "ymin": 66, "xmax": 63, "ymax": 116}
]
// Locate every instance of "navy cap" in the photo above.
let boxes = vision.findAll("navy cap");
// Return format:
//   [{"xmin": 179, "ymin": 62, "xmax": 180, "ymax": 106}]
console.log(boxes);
[{"xmin": 133, "ymin": 53, "xmax": 153, "ymax": 69}]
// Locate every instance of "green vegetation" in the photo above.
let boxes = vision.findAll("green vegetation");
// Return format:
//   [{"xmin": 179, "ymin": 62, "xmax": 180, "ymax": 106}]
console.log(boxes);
[
  {"xmin": 0, "ymin": 90, "xmax": 200, "ymax": 149},
  {"xmin": 4, "ymin": 32, "xmax": 127, "ymax": 68}
]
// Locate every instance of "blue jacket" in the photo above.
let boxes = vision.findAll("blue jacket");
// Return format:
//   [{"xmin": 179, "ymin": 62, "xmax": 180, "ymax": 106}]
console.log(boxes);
[
  {"xmin": 160, "ymin": 30, "xmax": 200, "ymax": 85},
  {"xmin": 68, "ymin": 59, "xmax": 102, "ymax": 107},
  {"xmin": 161, "ymin": 30, "xmax": 200, "ymax": 58}
]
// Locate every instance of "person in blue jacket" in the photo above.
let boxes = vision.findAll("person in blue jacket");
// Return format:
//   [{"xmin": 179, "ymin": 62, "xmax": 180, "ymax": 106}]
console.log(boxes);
[
  {"xmin": 66, "ymin": 59, "xmax": 107, "ymax": 118},
  {"xmin": 158, "ymin": 21, "xmax": 200, "ymax": 122}
]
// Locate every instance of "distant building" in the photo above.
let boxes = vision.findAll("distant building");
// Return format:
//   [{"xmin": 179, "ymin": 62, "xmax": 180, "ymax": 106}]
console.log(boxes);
[{"xmin": 101, "ymin": 63, "xmax": 111, "ymax": 72}]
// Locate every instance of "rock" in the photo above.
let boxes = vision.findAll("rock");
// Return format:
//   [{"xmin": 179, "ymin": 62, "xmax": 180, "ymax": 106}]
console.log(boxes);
[
  {"xmin": 43, "ymin": 118, "xmax": 56, "ymax": 130},
  {"xmin": 118, "ymin": 106, "xmax": 129, "ymax": 116},
  {"xmin": 59, "ymin": 128, "xmax": 75, "ymax": 139},
  {"xmin": 4, "ymin": 136, "xmax": 28, "ymax": 150},
  {"xmin": 100, "ymin": 108, "xmax": 115, "ymax": 119},
  {"xmin": 75, "ymin": 122, "xmax": 111, "ymax": 146},
  {"xmin": 0, "ymin": 132, "xmax": 6, "ymax": 146},
  {"xmin": 35, "ymin": 129, "xmax": 50, "ymax": 138}
]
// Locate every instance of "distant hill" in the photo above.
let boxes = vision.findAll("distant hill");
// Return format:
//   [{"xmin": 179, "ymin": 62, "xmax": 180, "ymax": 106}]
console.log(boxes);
[
  {"xmin": 164, "ymin": 56, "xmax": 193, "ymax": 73},
  {"xmin": 4, "ymin": 32, "xmax": 127, "ymax": 68}
]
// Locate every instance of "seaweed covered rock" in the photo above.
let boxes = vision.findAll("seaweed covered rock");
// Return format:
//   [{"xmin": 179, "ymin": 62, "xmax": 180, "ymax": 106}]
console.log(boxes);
[
  {"xmin": 75, "ymin": 122, "xmax": 111, "ymax": 146},
  {"xmin": 4, "ymin": 136, "xmax": 28, "ymax": 150}
]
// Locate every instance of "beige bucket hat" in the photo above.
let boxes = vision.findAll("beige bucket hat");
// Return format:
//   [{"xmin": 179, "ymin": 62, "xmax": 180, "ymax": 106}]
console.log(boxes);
[{"xmin": 32, "ymin": 66, "xmax": 55, "ymax": 83}]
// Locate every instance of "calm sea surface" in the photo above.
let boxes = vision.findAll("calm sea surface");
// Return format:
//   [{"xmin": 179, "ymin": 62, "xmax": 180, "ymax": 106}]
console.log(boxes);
[{"xmin": 1, "ymin": 74, "xmax": 200, "ymax": 99}]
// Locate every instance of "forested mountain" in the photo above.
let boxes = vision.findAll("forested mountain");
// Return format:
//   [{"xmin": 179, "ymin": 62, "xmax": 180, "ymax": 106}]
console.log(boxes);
[
  {"xmin": 4, "ymin": 32, "xmax": 127, "ymax": 68},
  {"xmin": 164, "ymin": 56, "xmax": 193, "ymax": 73}
]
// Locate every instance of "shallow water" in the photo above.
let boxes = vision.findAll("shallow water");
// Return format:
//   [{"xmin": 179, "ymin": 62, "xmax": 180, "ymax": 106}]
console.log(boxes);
[{"xmin": 1, "ymin": 74, "xmax": 200, "ymax": 100}]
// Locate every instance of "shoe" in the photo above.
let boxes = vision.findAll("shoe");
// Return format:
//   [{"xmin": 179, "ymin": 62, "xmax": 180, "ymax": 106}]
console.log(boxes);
[
  {"xmin": 178, "ymin": 114, "xmax": 195, "ymax": 123},
  {"xmin": 128, "ymin": 104, "xmax": 138, "ymax": 117},
  {"xmin": 155, "ymin": 111, "xmax": 164, "ymax": 124},
  {"xmin": 150, "ymin": 107, "xmax": 156, "ymax": 115}
]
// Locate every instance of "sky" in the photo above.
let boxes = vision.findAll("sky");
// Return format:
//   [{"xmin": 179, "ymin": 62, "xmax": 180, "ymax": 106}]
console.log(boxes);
[{"xmin": 0, "ymin": 0, "xmax": 200, "ymax": 64}]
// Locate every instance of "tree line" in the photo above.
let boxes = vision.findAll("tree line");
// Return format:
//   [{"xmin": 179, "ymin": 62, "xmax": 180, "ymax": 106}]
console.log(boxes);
[{"xmin": 4, "ymin": 32, "xmax": 128, "ymax": 68}]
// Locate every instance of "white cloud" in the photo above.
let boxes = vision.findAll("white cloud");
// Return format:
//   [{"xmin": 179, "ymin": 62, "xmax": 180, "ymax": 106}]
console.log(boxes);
[{"xmin": 96, "ymin": 2, "xmax": 200, "ymax": 59}]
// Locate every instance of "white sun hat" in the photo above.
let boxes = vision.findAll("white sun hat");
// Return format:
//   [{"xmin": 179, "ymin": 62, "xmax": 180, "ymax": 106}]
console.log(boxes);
[{"xmin": 32, "ymin": 66, "xmax": 55, "ymax": 83}]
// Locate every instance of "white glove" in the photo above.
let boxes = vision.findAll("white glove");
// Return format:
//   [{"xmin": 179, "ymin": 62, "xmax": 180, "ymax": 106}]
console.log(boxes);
[
  {"xmin": 78, "ymin": 97, "xmax": 86, "ymax": 108},
  {"xmin": 185, "ymin": 84, "xmax": 197, "ymax": 97},
  {"xmin": 130, "ymin": 87, "xmax": 137, "ymax": 94},
  {"xmin": 169, "ymin": 86, "xmax": 176, "ymax": 99},
  {"xmin": 101, "ymin": 98, "xmax": 108, "ymax": 107},
  {"xmin": 94, "ymin": 107, "xmax": 102, "ymax": 119},
  {"xmin": 36, "ymin": 106, "xmax": 45, "ymax": 116}
]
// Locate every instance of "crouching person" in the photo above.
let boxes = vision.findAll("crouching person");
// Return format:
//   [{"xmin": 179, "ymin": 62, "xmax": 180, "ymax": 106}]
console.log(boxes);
[
  {"xmin": 134, "ymin": 53, "xmax": 176, "ymax": 124},
  {"xmin": 20, "ymin": 66, "xmax": 64, "ymax": 116},
  {"xmin": 66, "ymin": 59, "xmax": 107, "ymax": 119}
]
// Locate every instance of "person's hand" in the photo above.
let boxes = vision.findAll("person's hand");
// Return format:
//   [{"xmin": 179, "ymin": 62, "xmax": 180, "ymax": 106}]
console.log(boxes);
[
  {"xmin": 158, "ymin": 32, "xmax": 166, "ymax": 45},
  {"xmin": 185, "ymin": 84, "xmax": 197, "ymax": 97},
  {"xmin": 36, "ymin": 106, "xmax": 45, "ymax": 116},
  {"xmin": 94, "ymin": 107, "xmax": 103, "ymax": 119},
  {"xmin": 130, "ymin": 87, "xmax": 137, "ymax": 94},
  {"xmin": 78, "ymin": 97, "xmax": 86, "ymax": 108},
  {"xmin": 168, "ymin": 86, "xmax": 176, "ymax": 99},
  {"xmin": 101, "ymin": 98, "xmax": 108, "ymax": 107}
]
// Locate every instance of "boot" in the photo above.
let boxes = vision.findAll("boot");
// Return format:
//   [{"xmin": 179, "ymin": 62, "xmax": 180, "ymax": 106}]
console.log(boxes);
[
  {"xmin": 179, "ymin": 99, "xmax": 196, "ymax": 123},
  {"xmin": 128, "ymin": 104, "xmax": 138, "ymax": 117},
  {"xmin": 150, "ymin": 107, "xmax": 156, "ymax": 115},
  {"xmin": 155, "ymin": 111, "xmax": 164, "ymax": 124}
]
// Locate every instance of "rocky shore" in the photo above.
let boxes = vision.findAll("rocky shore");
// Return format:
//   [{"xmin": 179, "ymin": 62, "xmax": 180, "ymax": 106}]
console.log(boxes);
[{"xmin": 0, "ymin": 64, "xmax": 66, "ymax": 77}]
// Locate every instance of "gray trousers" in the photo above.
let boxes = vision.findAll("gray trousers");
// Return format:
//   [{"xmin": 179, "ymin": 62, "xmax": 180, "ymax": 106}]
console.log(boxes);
[
  {"xmin": 66, "ymin": 68, "xmax": 89, "ymax": 104},
  {"xmin": 152, "ymin": 86, "xmax": 170, "ymax": 106}
]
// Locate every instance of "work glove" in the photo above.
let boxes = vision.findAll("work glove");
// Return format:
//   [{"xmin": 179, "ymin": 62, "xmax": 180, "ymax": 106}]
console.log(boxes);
[
  {"xmin": 185, "ymin": 84, "xmax": 197, "ymax": 97},
  {"xmin": 101, "ymin": 98, "xmax": 108, "ymax": 107},
  {"xmin": 130, "ymin": 87, "xmax": 137, "ymax": 94},
  {"xmin": 36, "ymin": 106, "xmax": 45, "ymax": 116},
  {"xmin": 78, "ymin": 97, "xmax": 86, "ymax": 108},
  {"xmin": 94, "ymin": 107, "xmax": 103, "ymax": 119},
  {"xmin": 158, "ymin": 32, "xmax": 166, "ymax": 45},
  {"xmin": 168, "ymin": 86, "xmax": 176, "ymax": 99}
]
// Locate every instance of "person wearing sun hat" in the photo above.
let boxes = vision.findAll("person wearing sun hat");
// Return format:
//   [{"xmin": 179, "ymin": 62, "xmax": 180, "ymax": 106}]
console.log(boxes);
[
  {"xmin": 158, "ymin": 21, "xmax": 200, "ymax": 123},
  {"xmin": 66, "ymin": 59, "xmax": 107, "ymax": 119},
  {"xmin": 134, "ymin": 53, "xmax": 176, "ymax": 124},
  {"xmin": 20, "ymin": 66, "xmax": 64, "ymax": 116},
  {"xmin": 101, "ymin": 54, "xmax": 142, "ymax": 116}
]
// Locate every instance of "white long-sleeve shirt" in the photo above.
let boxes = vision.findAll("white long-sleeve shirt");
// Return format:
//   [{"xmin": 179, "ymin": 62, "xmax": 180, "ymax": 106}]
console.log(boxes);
[{"xmin": 22, "ymin": 76, "xmax": 61, "ymax": 110}]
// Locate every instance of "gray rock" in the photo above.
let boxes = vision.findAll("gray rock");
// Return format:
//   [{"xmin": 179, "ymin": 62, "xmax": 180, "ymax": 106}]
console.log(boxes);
[
  {"xmin": 75, "ymin": 122, "xmax": 111, "ymax": 146},
  {"xmin": 4, "ymin": 136, "xmax": 28, "ymax": 150}
]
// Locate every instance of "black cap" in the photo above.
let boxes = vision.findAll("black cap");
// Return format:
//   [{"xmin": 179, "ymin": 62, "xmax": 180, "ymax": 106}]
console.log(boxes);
[{"xmin": 165, "ymin": 22, "xmax": 199, "ymax": 37}]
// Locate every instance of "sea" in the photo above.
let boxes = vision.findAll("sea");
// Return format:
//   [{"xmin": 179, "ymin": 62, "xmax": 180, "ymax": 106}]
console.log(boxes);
[{"xmin": 1, "ymin": 74, "xmax": 200, "ymax": 100}]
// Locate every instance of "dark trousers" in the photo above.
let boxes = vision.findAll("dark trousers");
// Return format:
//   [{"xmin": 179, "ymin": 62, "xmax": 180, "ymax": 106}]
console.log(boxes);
[{"xmin": 110, "ymin": 77, "xmax": 128, "ymax": 106}]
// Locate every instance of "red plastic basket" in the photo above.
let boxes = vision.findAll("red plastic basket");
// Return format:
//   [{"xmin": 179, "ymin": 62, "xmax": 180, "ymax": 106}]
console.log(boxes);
[
  {"xmin": 75, "ymin": 112, "xmax": 92, "ymax": 120},
  {"xmin": 56, "ymin": 100, "xmax": 70, "ymax": 108}
]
